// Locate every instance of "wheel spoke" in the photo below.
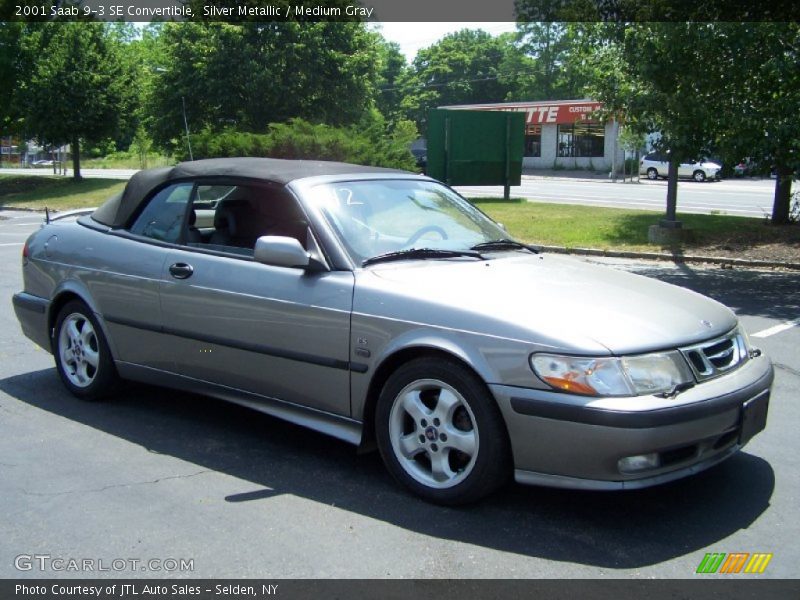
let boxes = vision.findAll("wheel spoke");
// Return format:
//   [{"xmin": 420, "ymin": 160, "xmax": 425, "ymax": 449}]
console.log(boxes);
[
  {"xmin": 443, "ymin": 428, "xmax": 476, "ymax": 457},
  {"xmin": 430, "ymin": 451, "xmax": 455, "ymax": 482},
  {"xmin": 401, "ymin": 391, "xmax": 430, "ymax": 422},
  {"xmin": 399, "ymin": 433, "xmax": 424, "ymax": 459},
  {"xmin": 433, "ymin": 388, "xmax": 460, "ymax": 421},
  {"xmin": 79, "ymin": 323, "xmax": 95, "ymax": 346},
  {"xmin": 67, "ymin": 320, "xmax": 81, "ymax": 342},
  {"xmin": 83, "ymin": 347, "xmax": 99, "ymax": 368},
  {"xmin": 76, "ymin": 359, "xmax": 91, "ymax": 384}
]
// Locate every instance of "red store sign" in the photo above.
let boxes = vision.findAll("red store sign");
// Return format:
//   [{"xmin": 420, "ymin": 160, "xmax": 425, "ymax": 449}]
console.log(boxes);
[{"xmin": 454, "ymin": 102, "xmax": 604, "ymax": 125}]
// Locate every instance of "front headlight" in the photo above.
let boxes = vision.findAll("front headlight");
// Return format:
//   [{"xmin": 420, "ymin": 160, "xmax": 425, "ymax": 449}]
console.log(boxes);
[{"xmin": 530, "ymin": 351, "xmax": 694, "ymax": 397}]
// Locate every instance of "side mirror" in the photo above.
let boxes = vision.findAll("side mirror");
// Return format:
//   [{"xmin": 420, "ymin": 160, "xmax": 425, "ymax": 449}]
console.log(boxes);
[{"xmin": 254, "ymin": 236, "xmax": 312, "ymax": 269}]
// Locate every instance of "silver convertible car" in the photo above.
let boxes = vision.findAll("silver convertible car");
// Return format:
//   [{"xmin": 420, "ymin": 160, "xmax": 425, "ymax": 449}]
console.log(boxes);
[{"xmin": 13, "ymin": 158, "xmax": 773, "ymax": 504}]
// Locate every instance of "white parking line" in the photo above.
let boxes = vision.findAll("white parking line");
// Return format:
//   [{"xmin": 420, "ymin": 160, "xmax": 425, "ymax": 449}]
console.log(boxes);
[
  {"xmin": 751, "ymin": 319, "xmax": 800, "ymax": 338},
  {"xmin": 0, "ymin": 242, "xmax": 24, "ymax": 247}
]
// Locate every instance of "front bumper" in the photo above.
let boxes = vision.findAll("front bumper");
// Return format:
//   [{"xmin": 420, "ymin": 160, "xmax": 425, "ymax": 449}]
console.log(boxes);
[
  {"xmin": 490, "ymin": 353, "xmax": 773, "ymax": 490},
  {"xmin": 12, "ymin": 292, "xmax": 52, "ymax": 351}
]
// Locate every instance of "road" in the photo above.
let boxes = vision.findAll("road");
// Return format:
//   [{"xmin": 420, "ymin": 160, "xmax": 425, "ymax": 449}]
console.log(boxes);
[
  {"xmin": 1, "ymin": 209, "xmax": 798, "ymax": 579},
  {"xmin": 455, "ymin": 177, "xmax": 776, "ymax": 218},
  {"xmin": 2, "ymin": 167, "xmax": 777, "ymax": 217},
  {"xmin": 1, "ymin": 167, "xmax": 136, "ymax": 180}
]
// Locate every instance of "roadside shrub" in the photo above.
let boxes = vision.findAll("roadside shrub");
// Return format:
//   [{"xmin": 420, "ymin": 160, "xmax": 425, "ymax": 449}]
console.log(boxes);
[{"xmin": 181, "ymin": 118, "xmax": 418, "ymax": 171}]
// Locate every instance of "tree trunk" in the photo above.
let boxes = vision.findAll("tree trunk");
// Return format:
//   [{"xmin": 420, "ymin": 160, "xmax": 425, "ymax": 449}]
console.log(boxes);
[
  {"xmin": 660, "ymin": 156, "xmax": 682, "ymax": 228},
  {"xmin": 771, "ymin": 164, "xmax": 793, "ymax": 225},
  {"xmin": 71, "ymin": 137, "xmax": 81, "ymax": 181}
]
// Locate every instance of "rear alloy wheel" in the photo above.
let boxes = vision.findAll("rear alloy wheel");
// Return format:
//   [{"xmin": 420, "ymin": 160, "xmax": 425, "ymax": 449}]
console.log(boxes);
[
  {"xmin": 647, "ymin": 168, "xmax": 659, "ymax": 180},
  {"xmin": 376, "ymin": 358, "xmax": 510, "ymax": 505},
  {"xmin": 53, "ymin": 300, "xmax": 118, "ymax": 400},
  {"xmin": 693, "ymin": 170, "xmax": 707, "ymax": 182}
]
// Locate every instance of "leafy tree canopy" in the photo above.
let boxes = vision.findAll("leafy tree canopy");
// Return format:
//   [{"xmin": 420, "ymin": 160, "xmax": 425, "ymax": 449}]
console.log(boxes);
[{"xmin": 147, "ymin": 22, "xmax": 380, "ymax": 149}]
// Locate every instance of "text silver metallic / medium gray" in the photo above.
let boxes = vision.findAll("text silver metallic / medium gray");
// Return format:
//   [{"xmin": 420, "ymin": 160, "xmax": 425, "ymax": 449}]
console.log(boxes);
[{"xmin": 12, "ymin": 158, "xmax": 772, "ymax": 504}]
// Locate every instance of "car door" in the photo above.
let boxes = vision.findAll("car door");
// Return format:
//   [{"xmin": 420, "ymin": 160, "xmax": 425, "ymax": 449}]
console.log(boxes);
[
  {"xmin": 93, "ymin": 181, "xmax": 194, "ymax": 370},
  {"xmin": 157, "ymin": 181, "xmax": 355, "ymax": 417}
]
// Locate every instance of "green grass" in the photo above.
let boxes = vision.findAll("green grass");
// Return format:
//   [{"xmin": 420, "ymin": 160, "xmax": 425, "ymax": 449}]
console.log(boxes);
[
  {"xmin": 0, "ymin": 175, "xmax": 125, "ymax": 210},
  {"xmin": 0, "ymin": 180, "xmax": 793, "ymax": 256},
  {"xmin": 471, "ymin": 198, "xmax": 797, "ymax": 252}
]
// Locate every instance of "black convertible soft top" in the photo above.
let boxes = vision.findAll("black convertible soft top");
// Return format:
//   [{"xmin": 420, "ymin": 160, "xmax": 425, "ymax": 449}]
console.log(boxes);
[{"xmin": 92, "ymin": 157, "xmax": 406, "ymax": 228}]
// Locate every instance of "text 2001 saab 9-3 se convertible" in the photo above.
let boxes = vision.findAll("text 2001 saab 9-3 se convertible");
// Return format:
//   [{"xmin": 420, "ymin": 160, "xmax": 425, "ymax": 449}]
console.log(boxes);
[{"xmin": 13, "ymin": 158, "xmax": 773, "ymax": 504}]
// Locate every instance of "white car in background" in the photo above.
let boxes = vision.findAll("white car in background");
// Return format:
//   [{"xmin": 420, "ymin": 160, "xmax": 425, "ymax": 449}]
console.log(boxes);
[{"xmin": 640, "ymin": 153, "xmax": 722, "ymax": 182}]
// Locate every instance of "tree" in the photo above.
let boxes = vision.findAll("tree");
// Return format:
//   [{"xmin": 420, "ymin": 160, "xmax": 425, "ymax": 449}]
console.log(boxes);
[
  {"xmin": 712, "ymin": 23, "xmax": 800, "ymax": 224},
  {"xmin": 581, "ymin": 22, "xmax": 799, "ymax": 226},
  {"xmin": 373, "ymin": 37, "xmax": 408, "ymax": 126},
  {"xmin": 0, "ymin": 22, "xmax": 25, "ymax": 136},
  {"xmin": 19, "ymin": 23, "xmax": 124, "ymax": 180},
  {"xmin": 146, "ymin": 22, "xmax": 380, "ymax": 151},
  {"xmin": 511, "ymin": 23, "xmax": 586, "ymax": 101},
  {"xmin": 399, "ymin": 29, "xmax": 519, "ymax": 131},
  {"xmin": 581, "ymin": 23, "xmax": 736, "ymax": 226}
]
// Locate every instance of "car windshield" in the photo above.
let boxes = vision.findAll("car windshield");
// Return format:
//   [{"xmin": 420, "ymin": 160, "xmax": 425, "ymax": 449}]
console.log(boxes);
[{"xmin": 308, "ymin": 179, "xmax": 510, "ymax": 265}]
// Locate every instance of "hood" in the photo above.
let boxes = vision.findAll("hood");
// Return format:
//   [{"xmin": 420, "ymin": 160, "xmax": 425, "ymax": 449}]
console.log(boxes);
[{"xmin": 355, "ymin": 253, "xmax": 737, "ymax": 355}]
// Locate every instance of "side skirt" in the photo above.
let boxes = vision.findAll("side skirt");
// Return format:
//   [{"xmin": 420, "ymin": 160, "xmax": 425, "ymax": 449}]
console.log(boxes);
[{"xmin": 116, "ymin": 362, "xmax": 363, "ymax": 446}]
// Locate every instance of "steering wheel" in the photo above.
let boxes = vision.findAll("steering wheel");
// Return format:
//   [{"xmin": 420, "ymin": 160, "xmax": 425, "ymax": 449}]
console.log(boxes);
[{"xmin": 404, "ymin": 225, "xmax": 448, "ymax": 247}]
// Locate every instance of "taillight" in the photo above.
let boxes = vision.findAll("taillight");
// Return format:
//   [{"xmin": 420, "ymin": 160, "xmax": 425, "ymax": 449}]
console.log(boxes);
[{"xmin": 22, "ymin": 240, "xmax": 29, "ymax": 262}]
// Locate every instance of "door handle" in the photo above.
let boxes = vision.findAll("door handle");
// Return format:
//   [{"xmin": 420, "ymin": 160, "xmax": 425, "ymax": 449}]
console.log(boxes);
[{"xmin": 169, "ymin": 262, "xmax": 194, "ymax": 279}]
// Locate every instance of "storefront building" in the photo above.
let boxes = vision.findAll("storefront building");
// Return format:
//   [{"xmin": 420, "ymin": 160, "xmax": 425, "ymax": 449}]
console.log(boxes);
[{"xmin": 441, "ymin": 99, "xmax": 623, "ymax": 173}]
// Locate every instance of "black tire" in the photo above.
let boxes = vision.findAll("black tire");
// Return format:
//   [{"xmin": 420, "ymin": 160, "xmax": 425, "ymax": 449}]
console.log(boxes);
[
  {"xmin": 693, "ymin": 170, "xmax": 706, "ymax": 182},
  {"xmin": 375, "ymin": 357, "xmax": 511, "ymax": 505},
  {"xmin": 646, "ymin": 168, "xmax": 659, "ymax": 180},
  {"xmin": 52, "ymin": 300, "xmax": 119, "ymax": 401}
]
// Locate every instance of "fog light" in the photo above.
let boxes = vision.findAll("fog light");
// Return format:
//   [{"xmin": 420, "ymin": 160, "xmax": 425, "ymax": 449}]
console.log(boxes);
[{"xmin": 618, "ymin": 453, "xmax": 660, "ymax": 473}]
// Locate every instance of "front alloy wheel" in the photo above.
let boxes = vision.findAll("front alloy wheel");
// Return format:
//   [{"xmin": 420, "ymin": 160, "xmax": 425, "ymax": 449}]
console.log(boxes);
[
  {"xmin": 376, "ymin": 358, "xmax": 510, "ymax": 504},
  {"xmin": 647, "ymin": 167, "xmax": 659, "ymax": 180},
  {"xmin": 388, "ymin": 379, "xmax": 479, "ymax": 489},
  {"xmin": 693, "ymin": 170, "xmax": 707, "ymax": 182}
]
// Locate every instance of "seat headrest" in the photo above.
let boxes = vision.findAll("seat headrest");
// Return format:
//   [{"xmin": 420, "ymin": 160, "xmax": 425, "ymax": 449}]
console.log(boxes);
[{"xmin": 214, "ymin": 207, "xmax": 237, "ymax": 236}]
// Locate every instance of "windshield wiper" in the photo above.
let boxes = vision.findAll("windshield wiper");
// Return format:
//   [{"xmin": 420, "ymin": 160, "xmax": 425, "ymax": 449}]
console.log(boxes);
[
  {"xmin": 362, "ymin": 248, "xmax": 484, "ymax": 267},
  {"xmin": 470, "ymin": 239, "xmax": 539, "ymax": 254}
]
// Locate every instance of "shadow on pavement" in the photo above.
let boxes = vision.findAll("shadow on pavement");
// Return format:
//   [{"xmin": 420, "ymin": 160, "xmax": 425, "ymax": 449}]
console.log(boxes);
[
  {"xmin": 599, "ymin": 261, "xmax": 800, "ymax": 323},
  {"xmin": 0, "ymin": 368, "xmax": 774, "ymax": 570}
]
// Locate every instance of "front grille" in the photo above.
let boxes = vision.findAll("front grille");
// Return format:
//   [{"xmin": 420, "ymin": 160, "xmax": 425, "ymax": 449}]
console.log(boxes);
[{"xmin": 680, "ymin": 330, "xmax": 748, "ymax": 382}]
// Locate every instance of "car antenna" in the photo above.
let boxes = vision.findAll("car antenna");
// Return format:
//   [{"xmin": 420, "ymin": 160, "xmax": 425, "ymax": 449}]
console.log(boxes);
[
  {"xmin": 182, "ymin": 96, "xmax": 193, "ymax": 161},
  {"xmin": 45, "ymin": 206, "xmax": 50, "ymax": 224}
]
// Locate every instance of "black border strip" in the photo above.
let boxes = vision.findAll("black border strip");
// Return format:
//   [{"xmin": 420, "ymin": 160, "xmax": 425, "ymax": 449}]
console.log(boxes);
[
  {"xmin": 105, "ymin": 314, "xmax": 367, "ymax": 373},
  {"xmin": 510, "ymin": 369, "xmax": 773, "ymax": 428},
  {"xmin": 1, "ymin": 579, "xmax": 797, "ymax": 599},
  {"xmin": 5, "ymin": 1, "xmax": 800, "ymax": 22}
]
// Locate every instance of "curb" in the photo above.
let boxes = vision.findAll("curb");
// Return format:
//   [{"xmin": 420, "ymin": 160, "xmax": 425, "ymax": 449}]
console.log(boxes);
[
  {"xmin": 0, "ymin": 206, "xmax": 48, "ymax": 213},
  {"xmin": 539, "ymin": 245, "xmax": 800, "ymax": 271}
]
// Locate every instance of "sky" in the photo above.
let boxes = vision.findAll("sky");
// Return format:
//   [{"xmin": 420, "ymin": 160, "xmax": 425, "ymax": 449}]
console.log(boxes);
[
  {"xmin": 371, "ymin": 22, "xmax": 518, "ymax": 62},
  {"xmin": 131, "ymin": 22, "xmax": 518, "ymax": 63}
]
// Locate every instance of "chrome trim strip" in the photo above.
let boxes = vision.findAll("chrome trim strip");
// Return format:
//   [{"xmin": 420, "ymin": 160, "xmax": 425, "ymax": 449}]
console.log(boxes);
[{"xmin": 680, "ymin": 329, "xmax": 748, "ymax": 382}]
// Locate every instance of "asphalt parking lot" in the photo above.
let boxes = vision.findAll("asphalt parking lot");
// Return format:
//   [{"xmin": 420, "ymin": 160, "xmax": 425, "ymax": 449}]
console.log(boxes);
[{"xmin": 1, "ymin": 209, "xmax": 798, "ymax": 579}]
